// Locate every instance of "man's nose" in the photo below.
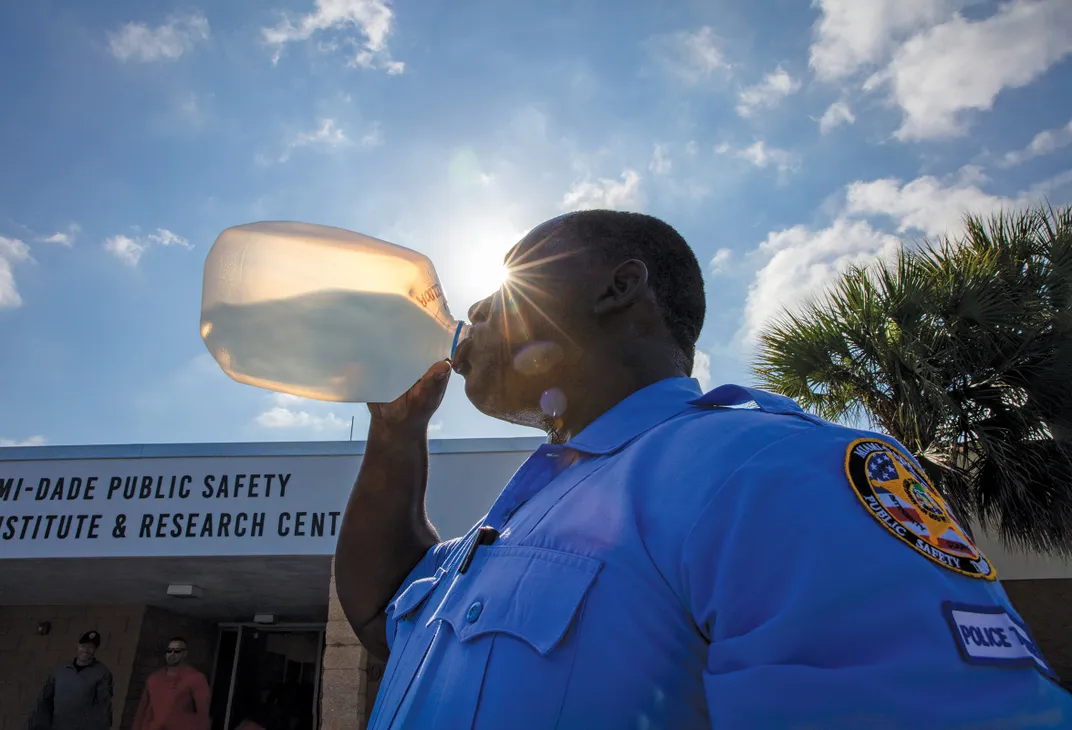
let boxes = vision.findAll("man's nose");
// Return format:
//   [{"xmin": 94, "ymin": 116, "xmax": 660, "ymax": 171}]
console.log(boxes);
[{"xmin": 468, "ymin": 295, "xmax": 492, "ymax": 324}]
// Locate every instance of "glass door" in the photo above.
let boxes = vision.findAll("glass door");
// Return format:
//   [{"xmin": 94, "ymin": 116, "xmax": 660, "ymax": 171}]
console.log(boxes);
[
  {"xmin": 210, "ymin": 626, "xmax": 325, "ymax": 730},
  {"xmin": 228, "ymin": 626, "xmax": 268, "ymax": 729},
  {"xmin": 209, "ymin": 629, "xmax": 239, "ymax": 730}
]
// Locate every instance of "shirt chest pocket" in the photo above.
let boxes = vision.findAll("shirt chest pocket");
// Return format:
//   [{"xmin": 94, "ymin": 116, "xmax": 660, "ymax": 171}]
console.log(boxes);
[
  {"xmin": 428, "ymin": 546, "xmax": 602, "ymax": 724},
  {"xmin": 432, "ymin": 546, "xmax": 601, "ymax": 650},
  {"xmin": 385, "ymin": 567, "xmax": 447, "ymax": 654}
]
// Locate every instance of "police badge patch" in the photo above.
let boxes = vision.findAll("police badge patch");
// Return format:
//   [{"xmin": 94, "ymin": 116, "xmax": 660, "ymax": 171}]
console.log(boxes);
[{"xmin": 845, "ymin": 438, "xmax": 996, "ymax": 580}]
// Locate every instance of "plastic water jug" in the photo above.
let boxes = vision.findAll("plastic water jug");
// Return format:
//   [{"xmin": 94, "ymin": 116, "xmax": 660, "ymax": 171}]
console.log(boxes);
[{"xmin": 200, "ymin": 221, "xmax": 469, "ymax": 403}]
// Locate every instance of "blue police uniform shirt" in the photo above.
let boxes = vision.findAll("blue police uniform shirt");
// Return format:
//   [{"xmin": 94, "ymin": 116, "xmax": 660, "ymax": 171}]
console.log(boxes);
[{"xmin": 369, "ymin": 377, "xmax": 1072, "ymax": 729}]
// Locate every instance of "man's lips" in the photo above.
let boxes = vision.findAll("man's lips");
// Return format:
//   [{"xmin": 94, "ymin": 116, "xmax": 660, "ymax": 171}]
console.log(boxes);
[{"xmin": 451, "ymin": 337, "xmax": 473, "ymax": 375}]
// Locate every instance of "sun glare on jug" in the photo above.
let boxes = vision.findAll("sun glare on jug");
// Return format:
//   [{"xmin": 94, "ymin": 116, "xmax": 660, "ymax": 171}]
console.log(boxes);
[{"xmin": 200, "ymin": 221, "xmax": 469, "ymax": 404}]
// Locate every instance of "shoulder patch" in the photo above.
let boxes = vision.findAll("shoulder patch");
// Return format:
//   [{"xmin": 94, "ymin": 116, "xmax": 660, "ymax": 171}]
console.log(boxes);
[{"xmin": 845, "ymin": 438, "xmax": 996, "ymax": 580}]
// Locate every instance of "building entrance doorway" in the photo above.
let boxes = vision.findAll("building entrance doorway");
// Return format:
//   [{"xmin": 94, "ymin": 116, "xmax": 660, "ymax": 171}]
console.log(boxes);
[{"xmin": 209, "ymin": 624, "xmax": 324, "ymax": 730}]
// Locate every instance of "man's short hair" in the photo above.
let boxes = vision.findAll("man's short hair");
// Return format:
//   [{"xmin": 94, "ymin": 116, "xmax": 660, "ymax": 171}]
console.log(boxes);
[
  {"xmin": 167, "ymin": 637, "xmax": 187, "ymax": 647},
  {"xmin": 561, "ymin": 210, "xmax": 706, "ymax": 373}
]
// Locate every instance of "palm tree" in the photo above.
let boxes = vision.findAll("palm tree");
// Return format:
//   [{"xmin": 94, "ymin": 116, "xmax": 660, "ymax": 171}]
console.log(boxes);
[{"xmin": 753, "ymin": 205, "xmax": 1072, "ymax": 554}]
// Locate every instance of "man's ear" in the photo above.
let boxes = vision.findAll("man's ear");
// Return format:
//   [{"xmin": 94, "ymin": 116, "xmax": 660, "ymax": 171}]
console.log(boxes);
[{"xmin": 593, "ymin": 259, "xmax": 649, "ymax": 316}]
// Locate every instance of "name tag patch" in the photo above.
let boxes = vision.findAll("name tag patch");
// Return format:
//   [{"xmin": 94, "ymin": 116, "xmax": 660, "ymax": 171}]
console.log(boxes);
[{"xmin": 943, "ymin": 602, "xmax": 1056, "ymax": 679}]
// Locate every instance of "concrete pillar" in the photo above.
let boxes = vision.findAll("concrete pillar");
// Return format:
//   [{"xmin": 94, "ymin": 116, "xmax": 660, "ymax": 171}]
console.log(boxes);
[{"xmin": 320, "ymin": 557, "xmax": 372, "ymax": 730}]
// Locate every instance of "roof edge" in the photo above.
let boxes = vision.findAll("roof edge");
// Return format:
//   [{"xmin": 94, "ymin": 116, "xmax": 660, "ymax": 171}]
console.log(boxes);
[{"xmin": 0, "ymin": 436, "xmax": 547, "ymax": 462}]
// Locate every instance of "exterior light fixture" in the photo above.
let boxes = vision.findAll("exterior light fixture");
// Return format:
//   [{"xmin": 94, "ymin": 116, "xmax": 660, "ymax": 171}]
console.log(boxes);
[{"xmin": 166, "ymin": 584, "xmax": 204, "ymax": 599}]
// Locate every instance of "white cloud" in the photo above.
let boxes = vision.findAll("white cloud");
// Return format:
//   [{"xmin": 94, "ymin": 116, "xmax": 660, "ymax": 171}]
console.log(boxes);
[
  {"xmin": 147, "ymin": 229, "xmax": 191, "ymax": 248},
  {"xmin": 0, "ymin": 436, "xmax": 46, "ymax": 447},
  {"xmin": 255, "ymin": 393, "xmax": 349, "ymax": 432},
  {"xmin": 709, "ymin": 248, "xmax": 733, "ymax": 275},
  {"xmin": 104, "ymin": 228, "xmax": 191, "ymax": 267},
  {"xmin": 355, "ymin": 50, "xmax": 404, "ymax": 75},
  {"xmin": 714, "ymin": 140, "xmax": 800, "ymax": 182},
  {"xmin": 179, "ymin": 93, "xmax": 202, "ymax": 119},
  {"xmin": 0, "ymin": 235, "xmax": 32, "ymax": 309},
  {"xmin": 865, "ymin": 0, "xmax": 1072, "ymax": 140},
  {"xmin": 561, "ymin": 169, "xmax": 644, "ymax": 212},
  {"xmin": 104, "ymin": 235, "xmax": 146, "ymax": 266},
  {"xmin": 280, "ymin": 118, "xmax": 373, "ymax": 161},
  {"xmin": 685, "ymin": 140, "xmax": 699, "ymax": 157},
  {"xmin": 692, "ymin": 350, "xmax": 712, "ymax": 391},
  {"xmin": 292, "ymin": 118, "xmax": 347, "ymax": 148},
  {"xmin": 736, "ymin": 66, "xmax": 801, "ymax": 117},
  {"xmin": 1030, "ymin": 168, "xmax": 1072, "ymax": 198},
  {"xmin": 844, "ymin": 167, "xmax": 1023, "ymax": 237},
  {"xmin": 40, "ymin": 223, "xmax": 80, "ymax": 246},
  {"xmin": 263, "ymin": 0, "xmax": 403, "ymax": 74},
  {"xmin": 649, "ymin": 142, "xmax": 672, "ymax": 175},
  {"xmin": 743, "ymin": 218, "xmax": 903, "ymax": 340},
  {"xmin": 649, "ymin": 26, "xmax": 730, "ymax": 85},
  {"xmin": 0, "ymin": 237, "xmax": 32, "ymax": 260},
  {"xmin": 359, "ymin": 122, "xmax": 384, "ymax": 148},
  {"xmin": 819, "ymin": 101, "xmax": 856, "ymax": 134},
  {"xmin": 741, "ymin": 165, "xmax": 1048, "ymax": 342},
  {"xmin": 809, "ymin": 0, "xmax": 963, "ymax": 81},
  {"xmin": 1002, "ymin": 119, "xmax": 1072, "ymax": 167},
  {"xmin": 737, "ymin": 141, "xmax": 800, "ymax": 177},
  {"xmin": 108, "ymin": 12, "xmax": 209, "ymax": 62},
  {"xmin": 256, "ymin": 407, "xmax": 348, "ymax": 431},
  {"xmin": 173, "ymin": 92, "xmax": 213, "ymax": 129}
]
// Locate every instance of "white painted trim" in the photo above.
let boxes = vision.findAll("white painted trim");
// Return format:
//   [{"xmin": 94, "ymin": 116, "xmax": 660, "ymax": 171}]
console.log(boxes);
[
  {"xmin": 222, "ymin": 627, "xmax": 243, "ymax": 729},
  {"xmin": 311, "ymin": 628, "xmax": 324, "ymax": 729},
  {"xmin": 0, "ymin": 437, "xmax": 546, "ymax": 462}
]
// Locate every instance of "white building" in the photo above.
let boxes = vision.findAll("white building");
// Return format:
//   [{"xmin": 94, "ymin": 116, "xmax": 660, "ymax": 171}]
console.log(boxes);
[
  {"xmin": 0, "ymin": 438, "xmax": 540, "ymax": 730},
  {"xmin": 1, "ymin": 437, "xmax": 1068, "ymax": 729}
]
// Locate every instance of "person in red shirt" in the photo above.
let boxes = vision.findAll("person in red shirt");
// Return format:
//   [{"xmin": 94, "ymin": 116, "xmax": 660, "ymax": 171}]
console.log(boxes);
[{"xmin": 131, "ymin": 637, "xmax": 211, "ymax": 730}]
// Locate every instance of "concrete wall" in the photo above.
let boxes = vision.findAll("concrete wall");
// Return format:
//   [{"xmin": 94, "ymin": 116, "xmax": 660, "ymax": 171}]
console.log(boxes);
[
  {"xmin": 0, "ymin": 604, "xmax": 145, "ymax": 730},
  {"xmin": 1004, "ymin": 578, "xmax": 1072, "ymax": 689},
  {"xmin": 119, "ymin": 607, "xmax": 218, "ymax": 730},
  {"xmin": 320, "ymin": 557, "xmax": 372, "ymax": 730},
  {"xmin": 975, "ymin": 529, "xmax": 1072, "ymax": 581}
]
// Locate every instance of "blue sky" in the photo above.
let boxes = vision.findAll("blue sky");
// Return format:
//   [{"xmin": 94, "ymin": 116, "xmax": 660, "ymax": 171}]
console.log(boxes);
[{"xmin": 1, "ymin": 0, "xmax": 1071, "ymax": 446}]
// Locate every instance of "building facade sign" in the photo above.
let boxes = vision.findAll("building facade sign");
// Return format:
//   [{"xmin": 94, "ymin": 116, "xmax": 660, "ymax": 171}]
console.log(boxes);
[{"xmin": 0, "ymin": 455, "xmax": 359, "ymax": 558}]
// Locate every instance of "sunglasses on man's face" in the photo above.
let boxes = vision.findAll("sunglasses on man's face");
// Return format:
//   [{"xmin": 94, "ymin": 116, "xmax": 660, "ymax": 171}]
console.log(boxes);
[{"xmin": 166, "ymin": 648, "xmax": 186, "ymax": 654}]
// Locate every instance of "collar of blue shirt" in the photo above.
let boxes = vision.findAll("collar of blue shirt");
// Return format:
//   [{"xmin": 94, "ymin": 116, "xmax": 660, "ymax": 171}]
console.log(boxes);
[
  {"xmin": 563, "ymin": 377, "xmax": 704, "ymax": 455},
  {"xmin": 563, "ymin": 379, "xmax": 812, "ymax": 456}
]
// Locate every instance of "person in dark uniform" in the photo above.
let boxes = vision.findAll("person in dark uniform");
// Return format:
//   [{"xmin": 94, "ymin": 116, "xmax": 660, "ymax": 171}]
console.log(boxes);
[{"xmin": 28, "ymin": 630, "xmax": 113, "ymax": 730}]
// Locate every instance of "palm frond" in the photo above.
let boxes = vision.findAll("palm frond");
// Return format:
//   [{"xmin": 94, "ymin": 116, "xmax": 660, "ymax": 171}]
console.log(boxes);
[{"xmin": 753, "ymin": 204, "xmax": 1072, "ymax": 555}]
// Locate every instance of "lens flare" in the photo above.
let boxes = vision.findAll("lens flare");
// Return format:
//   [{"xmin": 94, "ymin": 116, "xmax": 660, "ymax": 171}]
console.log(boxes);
[{"xmin": 493, "ymin": 235, "xmax": 587, "ymax": 351}]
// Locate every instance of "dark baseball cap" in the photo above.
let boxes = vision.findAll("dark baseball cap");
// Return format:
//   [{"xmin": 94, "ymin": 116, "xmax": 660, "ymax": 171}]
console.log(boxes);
[{"xmin": 78, "ymin": 631, "xmax": 100, "ymax": 647}]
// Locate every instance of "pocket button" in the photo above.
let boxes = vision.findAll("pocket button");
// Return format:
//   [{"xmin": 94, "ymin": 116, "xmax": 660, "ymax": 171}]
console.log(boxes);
[{"xmin": 466, "ymin": 601, "xmax": 483, "ymax": 623}]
